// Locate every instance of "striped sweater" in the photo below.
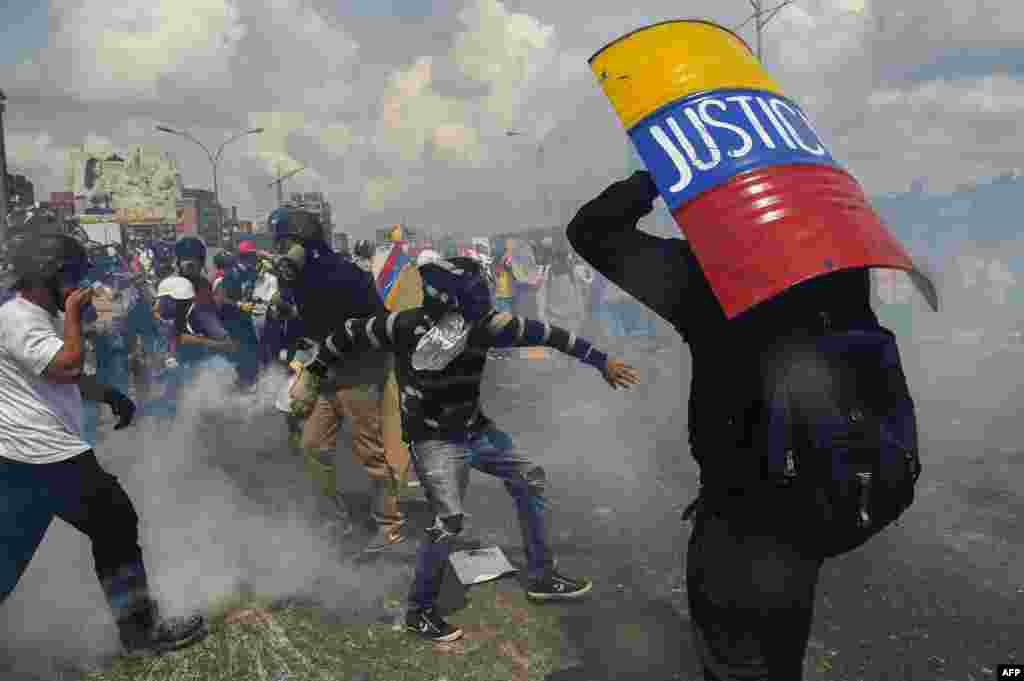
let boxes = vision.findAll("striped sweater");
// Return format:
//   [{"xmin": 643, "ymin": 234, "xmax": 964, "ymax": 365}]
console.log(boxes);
[{"xmin": 326, "ymin": 309, "xmax": 609, "ymax": 442}]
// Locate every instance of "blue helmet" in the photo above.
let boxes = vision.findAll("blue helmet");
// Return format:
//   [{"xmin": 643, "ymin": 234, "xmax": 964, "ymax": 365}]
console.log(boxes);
[
  {"xmin": 174, "ymin": 237, "xmax": 207, "ymax": 261},
  {"xmin": 419, "ymin": 257, "xmax": 492, "ymax": 323},
  {"xmin": 269, "ymin": 207, "xmax": 325, "ymax": 244}
]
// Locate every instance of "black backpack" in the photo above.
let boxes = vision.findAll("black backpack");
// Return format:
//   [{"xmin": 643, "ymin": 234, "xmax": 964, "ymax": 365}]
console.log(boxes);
[{"xmin": 753, "ymin": 318, "xmax": 922, "ymax": 558}]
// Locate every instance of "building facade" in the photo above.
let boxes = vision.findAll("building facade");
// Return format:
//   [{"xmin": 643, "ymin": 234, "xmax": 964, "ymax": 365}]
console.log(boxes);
[{"xmin": 181, "ymin": 187, "xmax": 224, "ymax": 246}]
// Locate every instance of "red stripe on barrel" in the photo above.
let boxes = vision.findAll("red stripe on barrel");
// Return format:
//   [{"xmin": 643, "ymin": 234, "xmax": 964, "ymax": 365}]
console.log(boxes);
[{"xmin": 675, "ymin": 164, "xmax": 914, "ymax": 318}]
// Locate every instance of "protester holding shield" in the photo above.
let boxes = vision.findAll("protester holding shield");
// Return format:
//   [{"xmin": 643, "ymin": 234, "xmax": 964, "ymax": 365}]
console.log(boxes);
[{"xmin": 572, "ymin": 20, "xmax": 936, "ymax": 680}]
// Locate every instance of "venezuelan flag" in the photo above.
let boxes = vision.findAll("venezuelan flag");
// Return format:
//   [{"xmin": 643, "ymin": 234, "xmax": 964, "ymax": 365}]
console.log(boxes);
[{"xmin": 376, "ymin": 242, "xmax": 413, "ymax": 307}]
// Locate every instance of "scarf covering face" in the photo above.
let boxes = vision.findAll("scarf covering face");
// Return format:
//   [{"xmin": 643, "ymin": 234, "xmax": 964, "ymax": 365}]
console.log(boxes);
[{"xmin": 411, "ymin": 312, "xmax": 470, "ymax": 371}]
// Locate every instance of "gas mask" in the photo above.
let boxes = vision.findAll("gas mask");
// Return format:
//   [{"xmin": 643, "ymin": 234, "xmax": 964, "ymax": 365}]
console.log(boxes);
[{"xmin": 274, "ymin": 243, "xmax": 306, "ymax": 284}]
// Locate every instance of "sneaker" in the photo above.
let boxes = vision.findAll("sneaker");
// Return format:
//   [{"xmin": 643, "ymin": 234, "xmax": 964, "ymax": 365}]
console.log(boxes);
[
  {"xmin": 526, "ymin": 570, "xmax": 593, "ymax": 602},
  {"xmin": 122, "ymin": 614, "xmax": 208, "ymax": 657},
  {"xmin": 363, "ymin": 525, "xmax": 408, "ymax": 553},
  {"xmin": 405, "ymin": 608, "xmax": 463, "ymax": 642}
]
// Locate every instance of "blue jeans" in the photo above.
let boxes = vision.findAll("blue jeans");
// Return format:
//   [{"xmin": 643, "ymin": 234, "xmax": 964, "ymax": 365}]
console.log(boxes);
[
  {"xmin": 0, "ymin": 453, "xmax": 150, "ymax": 622},
  {"xmin": 408, "ymin": 426, "xmax": 552, "ymax": 611}
]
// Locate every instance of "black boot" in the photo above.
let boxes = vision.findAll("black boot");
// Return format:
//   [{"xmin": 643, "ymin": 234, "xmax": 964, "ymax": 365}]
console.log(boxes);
[{"xmin": 117, "ymin": 598, "xmax": 208, "ymax": 657}]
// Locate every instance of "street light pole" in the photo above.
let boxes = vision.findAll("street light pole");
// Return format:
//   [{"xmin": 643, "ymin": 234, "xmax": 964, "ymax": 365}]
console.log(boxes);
[
  {"xmin": 155, "ymin": 125, "xmax": 263, "ymax": 246},
  {"xmin": 0, "ymin": 89, "xmax": 8, "ymax": 243},
  {"xmin": 738, "ymin": 0, "xmax": 796, "ymax": 63}
]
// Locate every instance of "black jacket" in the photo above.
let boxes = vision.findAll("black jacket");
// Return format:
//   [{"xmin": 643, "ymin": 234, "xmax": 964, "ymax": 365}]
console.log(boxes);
[
  {"xmin": 292, "ymin": 242, "xmax": 385, "ymax": 341},
  {"xmin": 566, "ymin": 172, "xmax": 878, "ymax": 472},
  {"xmin": 292, "ymin": 241, "xmax": 392, "ymax": 382}
]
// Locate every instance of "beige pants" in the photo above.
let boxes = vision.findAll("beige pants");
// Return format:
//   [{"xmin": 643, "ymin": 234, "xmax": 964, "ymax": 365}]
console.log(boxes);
[
  {"xmin": 300, "ymin": 355, "xmax": 405, "ymax": 529},
  {"xmin": 379, "ymin": 262, "xmax": 424, "ymax": 486}
]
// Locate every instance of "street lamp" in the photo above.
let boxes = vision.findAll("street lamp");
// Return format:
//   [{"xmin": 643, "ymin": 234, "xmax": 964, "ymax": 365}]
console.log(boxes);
[
  {"xmin": 155, "ymin": 125, "xmax": 263, "ymax": 246},
  {"xmin": 0, "ymin": 88, "xmax": 8, "ymax": 241},
  {"xmin": 735, "ymin": 0, "xmax": 796, "ymax": 63}
]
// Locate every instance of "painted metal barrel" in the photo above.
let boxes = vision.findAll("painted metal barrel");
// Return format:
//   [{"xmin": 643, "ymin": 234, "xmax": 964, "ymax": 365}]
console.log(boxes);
[{"xmin": 590, "ymin": 20, "xmax": 927, "ymax": 319}]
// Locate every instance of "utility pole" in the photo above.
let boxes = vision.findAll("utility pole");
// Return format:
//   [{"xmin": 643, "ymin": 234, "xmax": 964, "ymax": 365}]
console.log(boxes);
[
  {"xmin": 736, "ymin": 0, "xmax": 796, "ymax": 63},
  {"xmin": 0, "ymin": 89, "xmax": 8, "ymax": 243},
  {"xmin": 267, "ymin": 163, "xmax": 306, "ymax": 207}
]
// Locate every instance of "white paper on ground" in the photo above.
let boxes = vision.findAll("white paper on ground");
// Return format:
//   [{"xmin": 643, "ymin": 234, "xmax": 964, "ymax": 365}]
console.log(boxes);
[{"xmin": 448, "ymin": 546, "xmax": 518, "ymax": 586}]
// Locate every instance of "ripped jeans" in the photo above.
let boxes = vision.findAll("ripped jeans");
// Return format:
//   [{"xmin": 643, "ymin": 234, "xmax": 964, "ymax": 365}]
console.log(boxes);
[{"xmin": 408, "ymin": 426, "xmax": 552, "ymax": 611}]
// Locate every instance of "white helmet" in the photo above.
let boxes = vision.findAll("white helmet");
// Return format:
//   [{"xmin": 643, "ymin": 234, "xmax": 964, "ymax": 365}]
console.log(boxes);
[
  {"xmin": 157, "ymin": 275, "xmax": 196, "ymax": 301},
  {"xmin": 416, "ymin": 249, "xmax": 442, "ymax": 267}
]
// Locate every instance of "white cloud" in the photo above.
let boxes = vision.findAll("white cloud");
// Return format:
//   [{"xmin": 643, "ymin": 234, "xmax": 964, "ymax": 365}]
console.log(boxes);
[
  {"xmin": 50, "ymin": 0, "xmax": 246, "ymax": 100},
  {"xmin": 5, "ymin": 0, "xmax": 1024, "ymax": 237}
]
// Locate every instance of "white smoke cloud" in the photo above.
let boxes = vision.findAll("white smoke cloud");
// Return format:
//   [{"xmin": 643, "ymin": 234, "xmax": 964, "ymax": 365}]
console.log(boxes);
[
  {"xmin": 48, "ymin": 0, "xmax": 246, "ymax": 101},
  {"xmin": 0, "ymin": 361, "xmax": 407, "ymax": 673}
]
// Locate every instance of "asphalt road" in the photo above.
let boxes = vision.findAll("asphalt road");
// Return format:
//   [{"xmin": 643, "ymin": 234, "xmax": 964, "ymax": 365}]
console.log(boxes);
[{"xmin": 1, "ymin": 338, "xmax": 1021, "ymax": 680}]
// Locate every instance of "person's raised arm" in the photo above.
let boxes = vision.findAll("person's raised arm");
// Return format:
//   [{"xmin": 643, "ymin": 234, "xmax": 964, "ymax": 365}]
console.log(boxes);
[
  {"xmin": 567, "ymin": 171, "xmax": 692, "ymax": 324},
  {"xmin": 42, "ymin": 288, "xmax": 93, "ymax": 383}
]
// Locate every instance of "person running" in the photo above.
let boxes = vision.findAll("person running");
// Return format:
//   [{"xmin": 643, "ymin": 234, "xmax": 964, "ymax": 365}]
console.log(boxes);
[
  {"xmin": 304, "ymin": 256, "xmax": 640, "ymax": 641},
  {"xmin": 0, "ymin": 233, "xmax": 206, "ymax": 657}
]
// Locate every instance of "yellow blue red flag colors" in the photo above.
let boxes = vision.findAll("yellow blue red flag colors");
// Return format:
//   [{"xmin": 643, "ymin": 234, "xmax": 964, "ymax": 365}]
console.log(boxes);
[{"xmin": 590, "ymin": 20, "xmax": 937, "ymax": 318}]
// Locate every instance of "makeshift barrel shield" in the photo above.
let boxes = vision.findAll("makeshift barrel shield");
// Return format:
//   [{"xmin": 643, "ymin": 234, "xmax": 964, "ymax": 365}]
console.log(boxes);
[{"xmin": 590, "ymin": 20, "xmax": 938, "ymax": 318}]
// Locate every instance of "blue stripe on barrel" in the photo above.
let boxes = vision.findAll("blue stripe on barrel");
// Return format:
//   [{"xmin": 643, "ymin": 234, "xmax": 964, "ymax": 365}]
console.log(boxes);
[{"xmin": 629, "ymin": 88, "xmax": 839, "ymax": 211}]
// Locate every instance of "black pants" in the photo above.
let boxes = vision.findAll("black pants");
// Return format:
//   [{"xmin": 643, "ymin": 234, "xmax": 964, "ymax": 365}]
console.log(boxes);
[
  {"xmin": 0, "ymin": 453, "xmax": 152, "ymax": 627},
  {"xmin": 686, "ymin": 504, "xmax": 823, "ymax": 681}
]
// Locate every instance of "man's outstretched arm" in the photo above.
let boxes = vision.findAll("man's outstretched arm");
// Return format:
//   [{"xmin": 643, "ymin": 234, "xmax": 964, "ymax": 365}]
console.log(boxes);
[{"xmin": 481, "ymin": 312, "xmax": 640, "ymax": 389}]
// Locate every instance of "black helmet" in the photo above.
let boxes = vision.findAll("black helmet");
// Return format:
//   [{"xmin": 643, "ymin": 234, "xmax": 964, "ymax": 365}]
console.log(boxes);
[
  {"xmin": 10, "ymin": 233, "xmax": 90, "ymax": 288},
  {"xmin": 419, "ymin": 257, "xmax": 493, "ymax": 323},
  {"xmin": 175, "ymin": 237, "xmax": 207, "ymax": 261},
  {"xmin": 269, "ymin": 207, "xmax": 325, "ymax": 244}
]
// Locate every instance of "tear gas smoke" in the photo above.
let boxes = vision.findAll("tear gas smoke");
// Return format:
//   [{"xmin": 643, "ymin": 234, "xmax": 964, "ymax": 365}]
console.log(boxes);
[{"xmin": 0, "ymin": 359, "xmax": 407, "ymax": 674}]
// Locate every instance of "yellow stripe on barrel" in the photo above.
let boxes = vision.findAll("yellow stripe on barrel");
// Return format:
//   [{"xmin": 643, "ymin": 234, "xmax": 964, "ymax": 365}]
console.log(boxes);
[{"xmin": 589, "ymin": 20, "xmax": 785, "ymax": 130}]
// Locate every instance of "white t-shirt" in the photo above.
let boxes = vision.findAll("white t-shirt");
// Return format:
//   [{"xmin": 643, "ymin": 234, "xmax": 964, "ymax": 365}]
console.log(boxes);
[
  {"xmin": 251, "ymin": 272, "xmax": 279, "ymax": 317},
  {"xmin": 0, "ymin": 297, "xmax": 91, "ymax": 464}
]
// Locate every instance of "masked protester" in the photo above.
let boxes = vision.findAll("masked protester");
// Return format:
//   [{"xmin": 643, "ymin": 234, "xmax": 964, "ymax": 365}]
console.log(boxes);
[
  {"xmin": 170, "ymin": 238, "xmax": 238, "ymax": 360},
  {"xmin": 0, "ymin": 233, "xmax": 206, "ymax": 657},
  {"xmin": 304, "ymin": 256, "xmax": 641, "ymax": 642},
  {"xmin": 567, "ymin": 171, "xmax": 924, "ymax": 681},
  {"xmin": 269, "ymin": 207, "xmax": 409, "ymax": 552},
  {"xmin": 210, "ymin": 242, "xmax": 262, "ymax": 389}
]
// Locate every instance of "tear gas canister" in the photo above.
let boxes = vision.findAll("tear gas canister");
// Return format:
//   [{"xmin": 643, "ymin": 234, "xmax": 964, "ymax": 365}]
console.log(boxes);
[{"xmin": 589, "ymin": 20, "xmax": 936, "ymax": 318}]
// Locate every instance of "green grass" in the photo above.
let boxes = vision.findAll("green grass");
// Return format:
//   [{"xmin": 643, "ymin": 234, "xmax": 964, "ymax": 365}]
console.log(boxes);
[{"xmin": 80, "ymin": 582, "xmax": 568, "ymax": 681}]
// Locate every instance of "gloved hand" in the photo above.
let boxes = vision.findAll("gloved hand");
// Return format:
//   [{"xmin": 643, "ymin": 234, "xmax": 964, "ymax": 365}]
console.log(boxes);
[
  {"xmin": 603, "ymin": 170, "xmax": 660, "ymax": 218},
  {"xmin": 238, "ymin": 301, "xmax": 256, "ymax": 314},
  {"xmin": 104, "ymin": 388, "xmax": 136, "ymax": 430}
]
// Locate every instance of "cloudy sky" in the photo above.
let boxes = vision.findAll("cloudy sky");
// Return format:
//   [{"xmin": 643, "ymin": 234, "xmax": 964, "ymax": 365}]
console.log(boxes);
[{"xmin": 1, "ymin": 0, "xmax": 1023, "ymax": 240}]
